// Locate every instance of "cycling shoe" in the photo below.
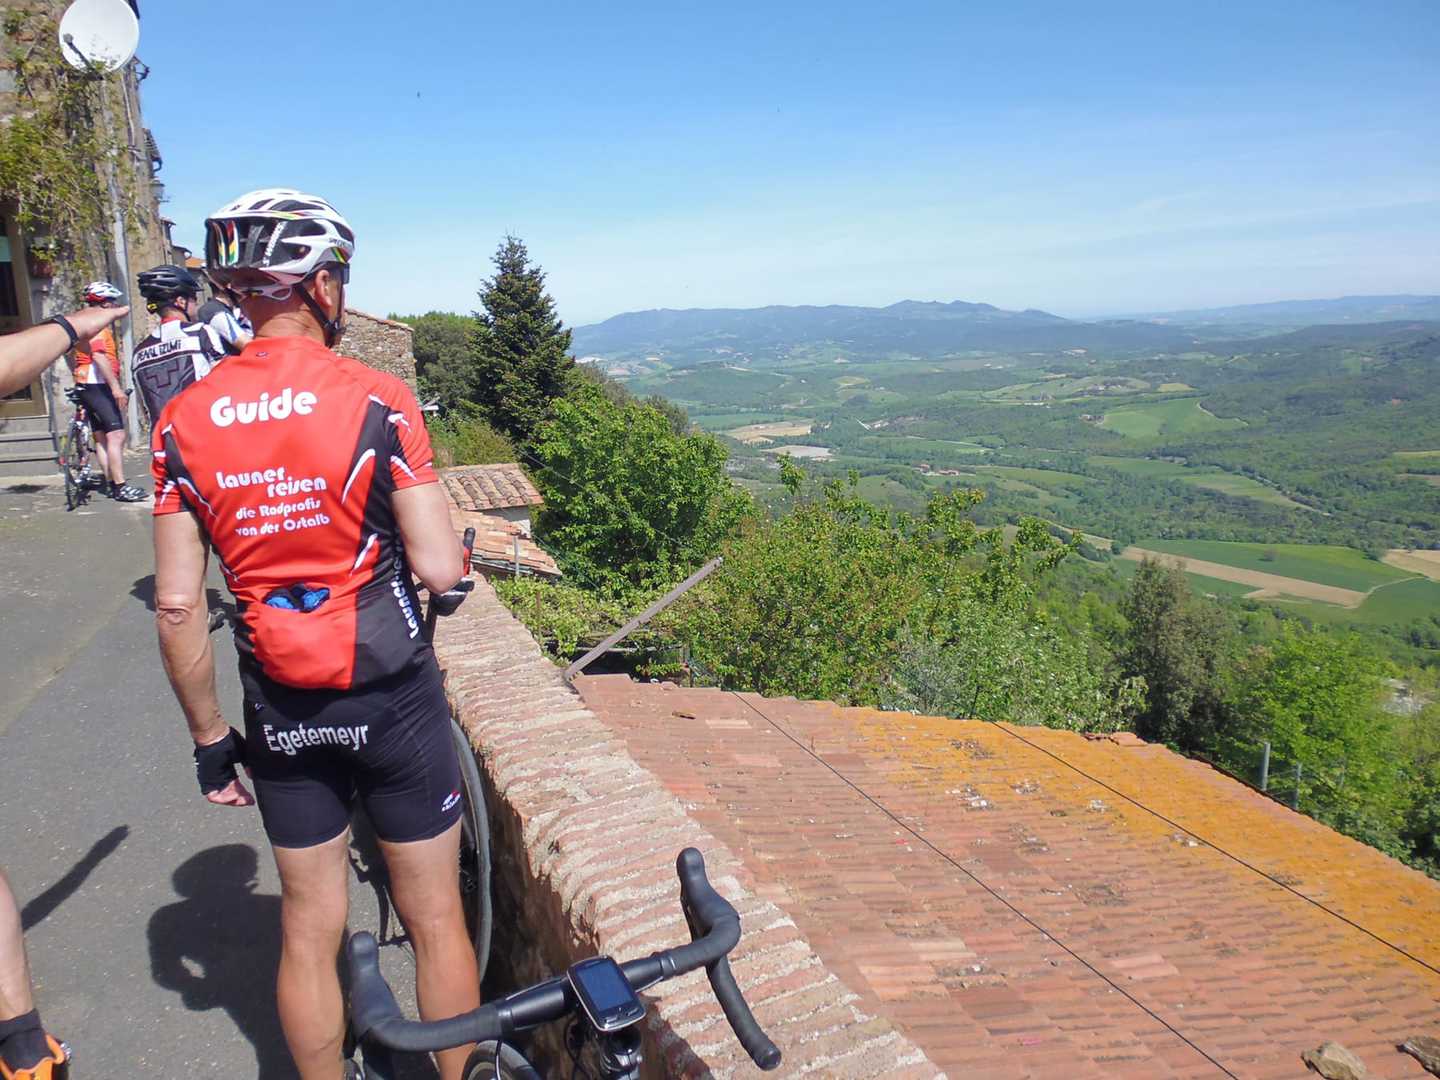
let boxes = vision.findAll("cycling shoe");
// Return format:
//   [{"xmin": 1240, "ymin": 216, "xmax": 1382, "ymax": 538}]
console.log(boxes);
[{"xmin": 109, "ymin": 482, "xmax": 149, "ymax": 502}]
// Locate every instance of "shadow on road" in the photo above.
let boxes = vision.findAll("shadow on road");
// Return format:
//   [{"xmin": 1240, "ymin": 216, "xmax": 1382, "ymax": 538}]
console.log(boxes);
[
  {"xmin": 131, "ymin": 574, "xmax": 233, "ymax": 622},
  {"xmin": 148, "ymin": 844, "xmax": 292, "ymax": 1079},
  {"xmin": 21, "ymin": 825, "xmax": 129, "ymax": 931}
]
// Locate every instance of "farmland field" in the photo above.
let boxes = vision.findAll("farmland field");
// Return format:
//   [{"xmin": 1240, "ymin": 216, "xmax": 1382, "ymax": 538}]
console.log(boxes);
[
  {"xmin": 1136, "ymin": 540, "xmax": 1416, "ymax": 592},
  {"xmin": 1087, "ymin": 455, "xmax": 1307, "ymax": 508},
  {"xmin": 1108, "ymin": 556, "xmax": 1259, "ymax": 599},
  {"xmin": 1120, "ymin": 546, "xmax": 1367, "ymax": 606},
  {"xmin": 725, "ymin": 419, "xmax": 814, "ymax": 444},
  {"xmin": 691, "ymin": 411, "xmax": 794, "ymax": 431},
  {"xmin": 1099, "ymin": 398, "xmax": 1245, "ymax": 439},
  {"xmin": 1383, "ymin": 549, "xmax": 1440, "ymax": 581},
  {"xmin": 1287, "ymin": 578, "xmax": 1440, "ymax": 628}
]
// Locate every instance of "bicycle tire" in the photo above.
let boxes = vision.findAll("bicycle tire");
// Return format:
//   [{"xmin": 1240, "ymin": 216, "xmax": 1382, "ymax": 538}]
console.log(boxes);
[
  {"xmin": 462, "ymin": 1041, "xmax": 541, "ymax": 1080},
  {"xmin": 451, "ymin": 717, "xmax": 493, "ymax": 984},
  {"xmin": 59, "ymin": 426, "xmax": 81, "ymax": 510}
]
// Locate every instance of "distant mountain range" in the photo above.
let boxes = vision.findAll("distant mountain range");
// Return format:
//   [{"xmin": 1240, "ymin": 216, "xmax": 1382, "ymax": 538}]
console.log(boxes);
[
  {"xmin": 572, "ymin": 295, "xmax": 1440, "ymax": 368},
  {"xmin": 572, "ymin": 299, "xmax": 1199, "ymax": 368},
  {"xmin": 1124, "ymin": 295, "xmax": 1440, "ymax": 330}
]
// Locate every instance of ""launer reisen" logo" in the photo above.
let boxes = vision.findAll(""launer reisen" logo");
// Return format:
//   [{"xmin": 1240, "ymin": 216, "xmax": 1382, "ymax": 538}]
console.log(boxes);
[{"xmin": 211, "ymin": 387, "xmax": 318, "ymax": 427}]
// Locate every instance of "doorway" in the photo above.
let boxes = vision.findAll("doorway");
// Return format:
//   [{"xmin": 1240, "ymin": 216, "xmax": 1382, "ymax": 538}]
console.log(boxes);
[{"xmin": 0, "ymin": 212, "xmax": 44, "ymax": 420}]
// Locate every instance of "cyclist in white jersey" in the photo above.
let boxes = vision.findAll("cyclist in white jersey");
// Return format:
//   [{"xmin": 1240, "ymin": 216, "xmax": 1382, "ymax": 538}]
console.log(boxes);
[
  {"xmin": 132, "ymin": 265, "xmax": 226, "ymax": 425},
  {"xmin": 196, "ymin": 273, "xmax": 253, "ymax": 356}
]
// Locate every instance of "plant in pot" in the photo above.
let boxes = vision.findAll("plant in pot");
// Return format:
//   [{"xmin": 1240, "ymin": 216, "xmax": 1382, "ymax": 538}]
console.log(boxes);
[{"xmin": 26, "ymin": 238, "xmax": 58, "ymax": 279}]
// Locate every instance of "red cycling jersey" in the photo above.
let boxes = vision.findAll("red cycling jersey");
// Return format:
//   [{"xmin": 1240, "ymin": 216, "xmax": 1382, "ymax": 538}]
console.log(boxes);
[{"xmin": 152, "ymin": 335, "xmax": 438, "ymax": 691}]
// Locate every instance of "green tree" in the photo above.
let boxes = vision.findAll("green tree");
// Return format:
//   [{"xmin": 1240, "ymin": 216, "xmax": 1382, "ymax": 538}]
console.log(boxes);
[
  {"xmin": 469, "ymin": 236, "xmax": 575, "ymax": 443},
  {"xmin": 676, "ymin": 470, "xmax": 1082, "ymax": 708},
  {"xmin": 885, "ymin": 617, "xmax": 1144, "ymax": 732},
  {"xmin": 529, "ymin": 385, "xmax": 751, "ymax": 593},
  {"xmin": 399, "ymin": 311, "xmax": 479, "ymax": 412},
  {"xmin": 1119, "ymin": 558, "xmax": 1239, "ymax": 750},
  {"xmin": 427, "ymin": 403, "xmax": 517, "ymax": 467},
  {"xmin": 1394, "ymin": 700, "xmax": 1440, "ymax": 873},
  {"xmin": 1236, "ymin": 626, "xmax": 1397, "ymax": 837}
]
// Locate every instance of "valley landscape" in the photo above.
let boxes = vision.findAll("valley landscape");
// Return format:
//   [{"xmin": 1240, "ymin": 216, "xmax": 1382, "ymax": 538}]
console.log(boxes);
[{"xmin": 574, "ymin": 295, "xmax": 1440, "ymax": 662}]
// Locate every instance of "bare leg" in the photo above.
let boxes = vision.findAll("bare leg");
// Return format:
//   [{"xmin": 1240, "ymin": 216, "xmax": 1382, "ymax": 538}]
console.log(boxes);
[
  {"xmin": 380, "ymin": 821, "xmax": 479, "ymax": 1080},
  {"xmin": 273, "ymin": 832, "xmax": 350, "ymax": 1080},
  {"xmin": 0, "ymin": 870, "xmax": 35, "ymax": 1021},
  {"xmin": 103, "ymin": 429, "xmax": 127, "ymax": 484},
  {"xmin": 91, "ymin": 428, "xmax": 110, "ymax": 481}
]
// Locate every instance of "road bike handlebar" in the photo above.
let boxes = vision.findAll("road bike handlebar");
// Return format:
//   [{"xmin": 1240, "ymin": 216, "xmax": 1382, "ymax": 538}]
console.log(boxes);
[
  {"xmin": 346, "ymin": 847, "xmax": 781, "ymax": 1070},
  {"xmin": 422, "ymin": 527, "xmax": 477, "ymax": 637}
]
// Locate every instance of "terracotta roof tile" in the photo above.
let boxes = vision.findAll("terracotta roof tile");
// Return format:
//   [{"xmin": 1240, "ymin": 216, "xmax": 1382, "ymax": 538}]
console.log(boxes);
[
  {"xmin": 442, "ymin": 464, "xmax": 544, "ymax": 512},
  {"xmin": 452, "ymin": 508, "xmax": 560, "ymax": 578},
  {"xmin": 575, "ymin": 676, "xmax": 1440, "ymax": 1079}
]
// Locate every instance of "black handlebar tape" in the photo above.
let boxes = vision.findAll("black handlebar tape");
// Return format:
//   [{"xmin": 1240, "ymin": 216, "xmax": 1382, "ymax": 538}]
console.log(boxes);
[
  {"xmin": 673, "ymin": 849, "xmax": 783, "ymax": 1070},
  {"xmin": 348, "ymin": 931, "xmax": 508, "ymax": 1051},
  {"xmin": 346, "ymin": 932, "xmax": 406, "ymax": 1041},
  {"xmin": 706, "ymin": 954, "xmax": 783, "ymax": 1070},
  {"xmin": 492, "ymin": 976, "xmax": 570, "ymax": 1031}
]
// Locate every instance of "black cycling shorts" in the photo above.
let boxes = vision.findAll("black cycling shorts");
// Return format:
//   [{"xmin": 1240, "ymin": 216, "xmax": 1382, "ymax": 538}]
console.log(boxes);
[
  {"xmin": 77, "ymin": 384, "xmax": 124, "ymax": 433},
  {"xmin": 242, "ymin": 656, "xmax": 464, "ymax": 849}
]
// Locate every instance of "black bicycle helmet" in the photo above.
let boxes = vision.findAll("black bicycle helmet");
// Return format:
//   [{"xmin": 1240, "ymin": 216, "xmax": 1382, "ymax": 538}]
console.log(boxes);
[{"xmin": 137, "ymin": 264, "xmax": 201, "ymax": 310}]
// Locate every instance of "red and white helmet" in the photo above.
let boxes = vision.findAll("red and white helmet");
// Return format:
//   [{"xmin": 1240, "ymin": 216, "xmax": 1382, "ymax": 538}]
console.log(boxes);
[
  {"xmin": 204, "ymin": 188, "xmax": 355, "ymax": 296},
  {"xmin": 84, "ymin": 280, "xmax": 124, "ymax": 304}
]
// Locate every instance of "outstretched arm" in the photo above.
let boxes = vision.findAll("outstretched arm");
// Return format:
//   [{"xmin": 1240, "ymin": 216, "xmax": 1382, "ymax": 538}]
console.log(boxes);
[{"xmin": 0, "ymin": 306, "xmax": 128, "ymax": 396}]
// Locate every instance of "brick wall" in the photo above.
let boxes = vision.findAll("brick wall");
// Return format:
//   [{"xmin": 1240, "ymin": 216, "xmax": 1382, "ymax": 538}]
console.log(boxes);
[
  {"xmin": 431, "ymin": 494, "xmax": 941, "ymax": 1078},
  {"xmin": 343, "ymin": 309, "xmax": 417, "ymax": 388}
]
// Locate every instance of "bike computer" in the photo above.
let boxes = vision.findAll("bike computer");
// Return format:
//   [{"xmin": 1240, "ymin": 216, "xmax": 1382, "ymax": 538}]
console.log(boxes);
[{"xmin": 566, "ymin": 956, "xmax": 646, "ymax": 1032}]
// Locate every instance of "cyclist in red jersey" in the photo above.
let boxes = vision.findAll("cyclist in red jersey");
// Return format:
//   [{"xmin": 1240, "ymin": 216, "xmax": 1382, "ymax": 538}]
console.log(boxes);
[{"xmin": 152, "ymin": 189, "xmax": 478, "ymax": 1080}]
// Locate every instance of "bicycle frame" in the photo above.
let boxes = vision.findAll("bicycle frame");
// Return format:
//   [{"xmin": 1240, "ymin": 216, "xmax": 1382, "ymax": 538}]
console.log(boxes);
[{"xmin": 58, "ymin": 393, "xmax": 99, "ymax": 510}]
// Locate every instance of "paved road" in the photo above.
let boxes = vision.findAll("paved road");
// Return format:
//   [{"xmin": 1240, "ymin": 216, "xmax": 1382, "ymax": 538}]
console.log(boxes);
[{"xmin": 0, "ymin": 461, "xmax": 430, "ymax": 1078}]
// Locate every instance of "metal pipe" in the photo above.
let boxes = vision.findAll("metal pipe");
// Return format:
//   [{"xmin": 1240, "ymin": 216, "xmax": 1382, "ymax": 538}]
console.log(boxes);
[{"xmin": 1259, "ymin": 741, "xmax": 1271, "ymax": 792}]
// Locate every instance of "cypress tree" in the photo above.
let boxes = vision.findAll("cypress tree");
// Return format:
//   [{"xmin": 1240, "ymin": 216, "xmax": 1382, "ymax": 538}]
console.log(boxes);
[{"xmin": 470, "ymin": 236, "xmax": 575, "ymax": 444}]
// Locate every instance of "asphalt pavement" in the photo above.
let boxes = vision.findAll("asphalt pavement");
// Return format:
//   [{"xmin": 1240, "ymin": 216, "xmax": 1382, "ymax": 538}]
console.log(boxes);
[{"xmin": 0, "ymin": 459, "xmax": 429, "ymax": 1078}]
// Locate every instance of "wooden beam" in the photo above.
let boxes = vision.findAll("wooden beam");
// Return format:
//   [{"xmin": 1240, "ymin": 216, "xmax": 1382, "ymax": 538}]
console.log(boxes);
[{"xmin": 563, "ymin": 557, "xmax": 723, "ymax": 682}]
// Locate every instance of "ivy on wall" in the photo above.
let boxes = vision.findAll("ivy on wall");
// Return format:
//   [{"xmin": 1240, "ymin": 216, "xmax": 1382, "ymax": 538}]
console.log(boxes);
[{"xmin": 0, "ymin": 7, "xmax": 144, "ymax": 276}]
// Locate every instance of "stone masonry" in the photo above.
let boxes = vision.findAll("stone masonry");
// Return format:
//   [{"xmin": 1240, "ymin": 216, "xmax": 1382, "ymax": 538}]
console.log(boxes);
[{"xmin": 343, "ymin": 309, "xmax": 417, "ymax": 388}]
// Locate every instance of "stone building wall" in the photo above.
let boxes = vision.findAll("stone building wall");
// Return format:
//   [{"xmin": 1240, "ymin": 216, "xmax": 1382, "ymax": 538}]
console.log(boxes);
[
  {"xmin": 343, "ymin": 309, "xmax": 417, "ymax": 388},
  {"xmin": 1, "ymin": 0, "xmax": 176, "ymax": 449}
]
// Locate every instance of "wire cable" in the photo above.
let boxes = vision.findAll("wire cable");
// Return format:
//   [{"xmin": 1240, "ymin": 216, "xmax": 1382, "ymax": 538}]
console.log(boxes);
[
  {"xmin": 728, "ymin": 691, "xmax": 1245, "ymax": 1079},
  {"xmin": 988, "ymin": 720, "xmax": 1440, "ymax": 978}
]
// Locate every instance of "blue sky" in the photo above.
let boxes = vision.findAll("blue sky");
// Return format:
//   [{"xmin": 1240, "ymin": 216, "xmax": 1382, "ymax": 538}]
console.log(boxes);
[{"xmin": 138, "ymin": 0, "xmax": 1438, "ymax": 326}]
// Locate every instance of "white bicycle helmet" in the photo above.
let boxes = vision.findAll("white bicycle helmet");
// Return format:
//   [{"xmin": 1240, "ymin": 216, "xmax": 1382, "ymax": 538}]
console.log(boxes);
[
  {"xmin": 204, "ymin": 188, "xmax": 355, "ymax": 293},
  {"xmin": 84, "ymin": 280, "xmax": 124, "ymax": 304}
]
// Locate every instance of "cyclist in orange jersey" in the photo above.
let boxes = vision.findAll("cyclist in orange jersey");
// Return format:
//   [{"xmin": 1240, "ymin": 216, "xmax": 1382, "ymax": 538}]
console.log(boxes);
[{"xmin": 67, "ymin": 282, "xmax": 146, "ymax": 502}]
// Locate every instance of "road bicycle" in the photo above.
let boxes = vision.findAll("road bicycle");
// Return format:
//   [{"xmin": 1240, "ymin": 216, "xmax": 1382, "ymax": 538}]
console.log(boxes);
[
  {"xmin": 346, "ymin": 847, "xmax": 782, "ymax": 1080},
  {"xmin": 424, "ymin": 527, "xmax": 493, "ymax": 984},
  {"xmin": 348, "ymin": 527, "xmax": 494, "ymax": 983},
  {"xmin": 57, "ymin": 386, "xmax": 103, "ymax": 510}
]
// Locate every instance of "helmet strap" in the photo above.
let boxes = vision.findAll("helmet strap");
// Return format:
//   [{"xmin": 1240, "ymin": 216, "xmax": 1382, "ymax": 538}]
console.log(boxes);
[{"xmin": 297, "ymin": 274, "xmax": 344, "ymax": 348}]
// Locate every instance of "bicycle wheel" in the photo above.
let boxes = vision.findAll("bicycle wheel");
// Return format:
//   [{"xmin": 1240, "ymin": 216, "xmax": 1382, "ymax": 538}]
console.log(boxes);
[
  {"xmin": 58, "ymin": 426, "xmax": 81, "ymax": 510},
  {"xmin": 451, "ymin": 718, "xmax": 493, "ymax": 983},
  {"xmin": 462, "ymin": 1041, "xmax": 541, "ymax": 1080}
]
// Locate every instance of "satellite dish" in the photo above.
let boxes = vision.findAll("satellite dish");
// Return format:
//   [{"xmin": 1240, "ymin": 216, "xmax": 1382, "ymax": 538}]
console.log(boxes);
[{"xmin": 57, "ymin": 0, "xmax": 139, "ymax": 73}]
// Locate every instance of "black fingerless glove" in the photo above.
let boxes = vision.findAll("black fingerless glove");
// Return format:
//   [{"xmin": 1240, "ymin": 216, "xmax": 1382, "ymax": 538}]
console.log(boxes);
[
  {"xmin": 194, "ymin": 727, "xmax": 247, "ymax": 794},
  {"xmin": 431, "ymin": 578, "xmax": 475, "ymax": 617}
]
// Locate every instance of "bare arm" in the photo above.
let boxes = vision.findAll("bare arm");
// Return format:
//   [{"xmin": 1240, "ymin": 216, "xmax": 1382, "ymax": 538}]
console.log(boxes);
[
  {"xmin": 154, "ymin": 511, "xmax": 227, "ymax": 744},
  {"xmin": 0, "ymin": 306, "xmax": 127, "ymax": 396},
  {"xmin": 394, "ymin": 482, "xmax": 465, "ymax": 593},
  {"xmin": 155, "ymin": 511, "xmax": 253, "ymax": 806},
  {"xmin": 97, "ymin": 340, "xmax": 126, "ymax": 406}
]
